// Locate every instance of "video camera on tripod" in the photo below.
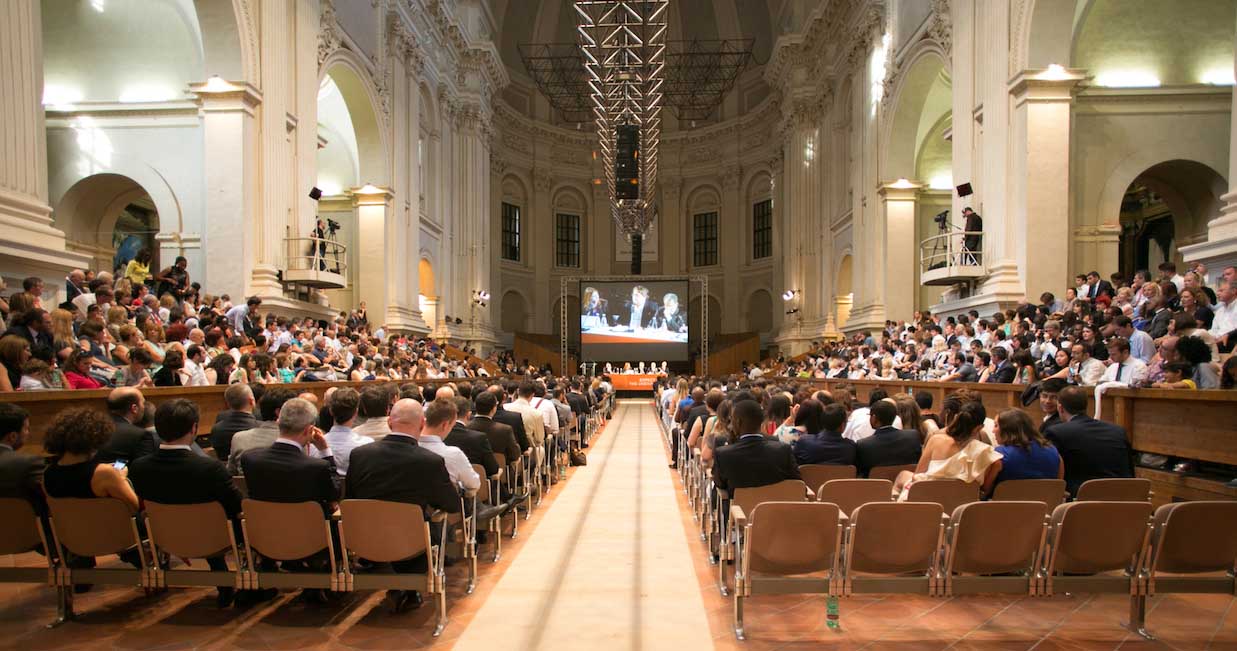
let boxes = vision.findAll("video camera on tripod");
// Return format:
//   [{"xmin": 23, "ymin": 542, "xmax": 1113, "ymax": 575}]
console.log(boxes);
[
  {"xmin": 326, "ymin": 218, "xmax": 341, "ymax": 234},
  {"xmin": 933, "ymin": 209, "xmax": 950, "ymax": 231}
]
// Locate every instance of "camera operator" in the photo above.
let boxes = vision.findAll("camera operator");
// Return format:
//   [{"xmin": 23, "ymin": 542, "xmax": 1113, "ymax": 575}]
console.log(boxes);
[{"xmin": 962, "ymin": 207, "xmax": 982, "ymax": 263}]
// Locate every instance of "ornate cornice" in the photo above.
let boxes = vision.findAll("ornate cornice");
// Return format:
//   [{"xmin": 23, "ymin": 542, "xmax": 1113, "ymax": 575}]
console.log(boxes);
[
  {"xmin": 532, "ymin": 169, "xmax": 555, "ymax": 193},
  {"xmin": 928, "ymin": 0, "xmax": 953, "ymax": 60},
  {"xmin": 318, "ymin": 0, "xmax": 342, "ymax": 66}
]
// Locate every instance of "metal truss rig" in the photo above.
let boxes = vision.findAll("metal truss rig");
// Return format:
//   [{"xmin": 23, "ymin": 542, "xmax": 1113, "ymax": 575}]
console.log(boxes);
[
  {"xmin": 574, "ymin": 0, "xmax": 668, "ymax": 237},
  {"xmin": 518, "ymin": 38, "xmax": 754, "ymax": 124}
]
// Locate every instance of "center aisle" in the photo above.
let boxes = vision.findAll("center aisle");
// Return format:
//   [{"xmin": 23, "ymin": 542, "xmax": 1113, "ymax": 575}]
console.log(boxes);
[{"xmin": 451, "ymin": 400, "xmax": 713, "ymax": 651}]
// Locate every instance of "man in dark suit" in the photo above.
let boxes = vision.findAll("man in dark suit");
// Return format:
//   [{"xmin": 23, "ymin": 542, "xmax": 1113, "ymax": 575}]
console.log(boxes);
[
  {"xmin": 0, "ymin": 404, "xmax": 45, "ymax": 516},
  {"xmin": 129, "ymin": 399, "xmax": 244, "ymax": 607},
  {"xmin": 985, "ymin": 346, "xmax": 1016, "ymax": 383},
  {"xmin": 1037, "ymin": 378, "xmax": 1066, "ymax": 434},
  {"xmin": 209, "ymin": 383, "xmax": 259, "ymax": 459},
  {"xmin": 613, "ymin": 285, "xmax": 659, "ymax": 330},
  {"xmin": 855, "ymin": 400, "xmax": 922, "ymax": 477},
  {"xmin": 1044, "ymin": 386, "xmax": 1134, "ymax": 496},
  {"xmin": 446, "ymin": 397, "xmax": 500, "ymax": 478},
  {"xmin": 1086, "ymin": 271, "xmax": 1115, "ymax": 300},
  {"xmin": 962, "ymin": 207, "xmax": 983, "ymax": 263},
  {"xmin": 97, "ymin": 387, "xmax": 157, "ymax": 464},
  {"xmin": 347, "ymin": 399, "xmax": 461, "ymax": 612},
  {"xmin": 468, "ymin": 391, "xmax": 520, "ymax": 467},
  {"xmin": 488, "ymin": 384, "xmax": 530, "ymax": 452},
  {"xmin": 793, "ymin": 403, "xmax": 857, "ymax": 466},
  {"xmin": 712, "ymin": 399, "xmax": 801, "ymax": 492},
  {"xmin": 240, "ymin": 397, "xmax": 340, "ymax": 512}
]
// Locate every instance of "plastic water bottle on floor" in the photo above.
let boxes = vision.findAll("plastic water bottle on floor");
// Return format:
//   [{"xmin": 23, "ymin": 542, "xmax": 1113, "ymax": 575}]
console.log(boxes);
[{"xmin": 826, "ymin": 596, "xmax": 840, "ymax": 630}]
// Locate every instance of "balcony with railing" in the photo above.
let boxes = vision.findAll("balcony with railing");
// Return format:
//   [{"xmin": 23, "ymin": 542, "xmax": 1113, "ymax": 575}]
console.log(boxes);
[
  {"xmin": 920, "ymin": 231, "xmax": 985, "ymax": 286},
  {"xmin": 284, "ymin": 236, "xmax": 347, "ymax": 288}
]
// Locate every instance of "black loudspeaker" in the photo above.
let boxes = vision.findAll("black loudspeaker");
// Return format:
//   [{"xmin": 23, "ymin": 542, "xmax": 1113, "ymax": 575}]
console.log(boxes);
[
  {"xmin": 630, "ymin": 232, "xmax": 642, "ymax": 275},
  {"xmin": 308, "ymin": 187, "xmax": 323, "ymax": 201},
  {"xmin": 615, "ymin": 125, "xmax": 639, "ymax": 200},
  {"xmin": 956, "ymin": 182, "xmax": 973, "ymax": 198}
]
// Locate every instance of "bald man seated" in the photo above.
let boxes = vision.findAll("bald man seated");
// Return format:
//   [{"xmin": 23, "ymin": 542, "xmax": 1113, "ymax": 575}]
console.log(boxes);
[
  {"xmin": 96, "ymin": 387, "xmax": 157, "ymax": 464},
  {"xmin": 345, "ymin": 398, "xmax": 461, "ymax": 612}
]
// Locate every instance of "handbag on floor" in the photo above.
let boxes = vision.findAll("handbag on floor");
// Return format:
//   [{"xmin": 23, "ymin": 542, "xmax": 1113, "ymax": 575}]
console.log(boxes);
[{"xmin": 570, "ymin": 448, "xmax": 588, "ymax": 466}]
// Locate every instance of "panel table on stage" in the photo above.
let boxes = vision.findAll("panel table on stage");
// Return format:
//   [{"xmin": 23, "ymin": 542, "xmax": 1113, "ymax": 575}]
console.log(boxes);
[{"xmin": 609, "ymin": 374, "xmax": 666, "ymax": 391}]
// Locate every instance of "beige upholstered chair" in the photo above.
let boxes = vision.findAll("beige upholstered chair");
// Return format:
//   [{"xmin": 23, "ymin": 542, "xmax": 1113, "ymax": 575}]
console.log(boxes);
[
  {"xmin": 904, "ymin": 479, "xmax": 980, "ymax": 516},
  {"xmin": 144, "ymin": 501, "xmax": 242, "ymax": 590},
  {"xmin": 816, "ymin": 479, "xmax": 892, "ymax": 517},
  {"xmin": 1075, "ymin": 478, "xmax": 1151, "ymax": 502},
  {"xmin": 941, "ymin": 501, "xmax": 1048, "ymax": 596},
  {"xmin": 992, "ymin": 479, "xmax": 1067, "ymax": 509},
  {"xmin": 799, "ymin": 464, "xmax": 857, "ymax": 492},
  {"xmin": 844, "ymin": 501, "xmax": 944, "ymax": 596}
]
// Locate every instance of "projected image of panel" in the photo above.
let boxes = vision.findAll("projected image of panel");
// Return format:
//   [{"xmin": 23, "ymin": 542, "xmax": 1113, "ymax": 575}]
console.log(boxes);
[{"xmin": 579, "ymin": 280, "xmax": 689, "ymax": 362}]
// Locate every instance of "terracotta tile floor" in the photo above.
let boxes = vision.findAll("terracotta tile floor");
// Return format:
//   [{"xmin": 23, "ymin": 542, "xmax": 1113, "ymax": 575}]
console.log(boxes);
[{"xmin": 1, "ymin": 400, "xmax": 1234, "ymax": 651}]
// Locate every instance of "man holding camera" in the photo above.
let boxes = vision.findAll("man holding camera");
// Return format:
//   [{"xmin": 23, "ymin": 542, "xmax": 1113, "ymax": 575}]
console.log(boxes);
[{"xmin": 962, "ymin": 207, "xmax": 982, "ymax": 264}]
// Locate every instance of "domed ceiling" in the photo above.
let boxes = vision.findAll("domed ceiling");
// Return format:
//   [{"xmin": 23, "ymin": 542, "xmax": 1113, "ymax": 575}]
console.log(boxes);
[{"xmin": 488, "ymin": 0, "xmax": 780, "ymax": 75}]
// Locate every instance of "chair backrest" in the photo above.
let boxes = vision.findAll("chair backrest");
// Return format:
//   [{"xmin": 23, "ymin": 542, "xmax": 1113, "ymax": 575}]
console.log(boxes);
[
  {"xmin": 1149, "ymin": 501, "xmax": 1237, "ymax": 574},
  {"xmin": 799, "ymin": 464, "xmax": 857, "ymax": 490},
  {"xmin": 494, "ymin": 452, "xmax": 507, "ymax": 468},
  {"xmin": 145, "ymin": 501, "xmax": 233, "ymax": 559},
  {"xmin": 339, "ymin": 499, "xmax": 429, "ymax": 564},
  {"xmin": 848, "ymin": 502, "xmax": 944, "ymax": 574},
  {"xmin": 947, "ymin": 501, "xmax": 1048, "ymax": 575},
  {"xmin": 747, "ymin": 502, "xmax": 841, "ymax": 575},
  {"xmin": 869, "ymin": 464, "xmax": 915, "ymax": 482},
  {"xmin": 905, "ymin": 479, "xmax": 980, "ymax": 516},
  {"xmin": 240, "ymin": 499, "xmax": 329, "ymax": 561},
  {"xmin": 992, "ymin": 479, "xmax": 1067, "ymax": 509},
  {"xmin": 1075, "ymin": 478, "xmax": 1150, "ymax": 502},
  {"xmin": 471, "ymin": 463, "xmax": 491, "ymax": 503},
  {"xmin": 732, "ymin": 480, "xmax": 808, "ymax": 516},
  {"xmin": 1047, "ymin": 501, "xmax": 1152, "ymax": 575},
  {"xmin": 46, "ymin": 497, "xmax": 140, "ymax": 557},
  {"xmin": 0, "ymin": 498, "xmax": 43, "ymax": 555},
  {"xmin": 817, "ymin": 479, "xmax": 892, "ymax": 517}
]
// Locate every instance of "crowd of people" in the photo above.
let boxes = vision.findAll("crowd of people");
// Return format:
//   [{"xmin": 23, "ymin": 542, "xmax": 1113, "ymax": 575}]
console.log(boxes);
[
  {"xmin": 658, "ymin": 374, "xmax": 1134, "ymax": 519},
  {"xmin": 0, "ymin": 261, "xmax": 537, "ymax": 393},
  {"xmin": 0, "ymin": 374, "xmax": 610, "ymax": 609},
  {"xmin": 777, "ymin": 262, "xmax": 1236, "ymax": 392}
]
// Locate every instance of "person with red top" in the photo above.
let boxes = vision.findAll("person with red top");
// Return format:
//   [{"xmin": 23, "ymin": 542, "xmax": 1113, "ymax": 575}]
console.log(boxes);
[{"xmin": 64, "ymin": 350, "xmax": 105, "ymax": 390}]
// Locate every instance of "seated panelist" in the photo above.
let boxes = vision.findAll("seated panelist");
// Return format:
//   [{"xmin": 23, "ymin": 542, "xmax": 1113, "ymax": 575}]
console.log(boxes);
[
  {"xmin": 655, "ymin": 293, "xmax": 688, "ymax": 333},
  {"xmin": 613, "ymin": 285, "xmax": 658, "ymax": 330}
]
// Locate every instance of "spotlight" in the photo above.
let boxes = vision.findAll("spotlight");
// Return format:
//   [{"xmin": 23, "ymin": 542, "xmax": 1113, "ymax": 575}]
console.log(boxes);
[
  {"xmin": 455, "ymin": 317, "xmax": 463, "ymax": 325},
  {"xmin": 782, "ymin": 289, "xmax": 799, "ymax": 301},
  {"xmin": 308, "ymin": 186, "xmax": 323, "ymax": 201}
]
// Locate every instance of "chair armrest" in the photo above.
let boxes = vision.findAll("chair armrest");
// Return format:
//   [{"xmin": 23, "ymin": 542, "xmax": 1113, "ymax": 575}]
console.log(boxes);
[
  {"xmin": 806, "ymin": 487, "xmax": 816, "ymax": 500},
  {"xmin": 838, "ymin": 513, "xmax": 849, "ymax": 525},
  {"xmin": 490, "ymin": 468, "xmax": 504, "ymax": 481},
  {"xmin": 465, "ymin": 488, "xmax": 479, "ymax": 498},
  {"xmin": 730, "ymin": 504, "xmax": 748, "ymax": 530},
  {"xmin": 429, "ymin": 510, "xmax": 447, "ymax": 523}
]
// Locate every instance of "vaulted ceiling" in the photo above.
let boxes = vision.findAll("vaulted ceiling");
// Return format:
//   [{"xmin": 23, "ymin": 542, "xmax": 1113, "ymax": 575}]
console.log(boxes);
[{"xmin": 486, "ymin": 0, "xmax": 792, "ymax": 77}]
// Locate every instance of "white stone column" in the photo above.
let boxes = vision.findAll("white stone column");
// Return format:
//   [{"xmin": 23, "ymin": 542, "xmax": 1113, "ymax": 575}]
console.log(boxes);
[
  {"xmin": 775, "ymin": 102, "xmax": 828, "ymax": 353},
  {"xmin": 1007, "ymin": 68, "xmax": 1085, "ymax": 302},
  {"xmin": 877, "ymin": 181, "xmax": 922, "ymax": 322},
  {"xmin": 0, "ymin": 0, "xmax": 89, "ymax": 293},
  {"xmin": 1181, "ymin": 14, "xmax": 1237, "ymax": 271},
  {"xmin": 250, "ymin": 0, "xmax": 295, "ymax": 296},
  {"xmin": 350, "ymin": 185, "xmax": 395, "ymax": 325},
  {"xmin": 190, "ymin": 80, "xmax": 262, "ymax": 302}
]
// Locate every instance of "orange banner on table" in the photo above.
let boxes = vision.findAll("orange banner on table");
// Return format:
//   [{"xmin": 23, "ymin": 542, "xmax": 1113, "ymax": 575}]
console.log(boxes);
[{"xmin": 609, "ymin": 374, "xmax": 664, "ymax": 391}]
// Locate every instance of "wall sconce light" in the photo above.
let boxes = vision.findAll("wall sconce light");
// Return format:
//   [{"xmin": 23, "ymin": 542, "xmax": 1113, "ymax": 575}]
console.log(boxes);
[
  {"xmin": 472, "ymin": 290, "xmax": 490, "ymax": 307},
  {"xmin": 782, "ymin": 289, "xmax": 800, "ymax": 302}
]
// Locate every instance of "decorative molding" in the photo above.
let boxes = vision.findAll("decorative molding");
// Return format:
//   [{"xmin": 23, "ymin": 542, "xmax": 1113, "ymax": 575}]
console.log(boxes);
[
  {"xmin": 928, "ymin": 0, "xmax": 953, "ymax": 60},
  {"xmin": 318, "ymin": 0, "xmax": 342, "ymax": 67},
  {"xmin": 490, "ymin": 154, "xmax": 507, "ymax": 176},
  {"xmin": 720, "ymin": 165, "xmax": 744, "ymax": 191},
  {"xmin": 533, "ymin": 169, "xmax": 555, "ymax": 193}
]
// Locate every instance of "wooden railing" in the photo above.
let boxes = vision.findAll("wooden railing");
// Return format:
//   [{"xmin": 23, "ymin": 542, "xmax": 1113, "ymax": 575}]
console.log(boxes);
[
  {"xmin": 443, "ymin": 345, "xmax": 499, "ymax": 376},
  {"xmin": 772, "ymin": 377, "xmax": 1237, "ymax": 507}
]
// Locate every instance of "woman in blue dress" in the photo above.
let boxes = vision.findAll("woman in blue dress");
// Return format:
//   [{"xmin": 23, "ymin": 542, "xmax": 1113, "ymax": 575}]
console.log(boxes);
[{"xmin": 990, "ymin": 408, "xmax": 1063, "ymax": 492}]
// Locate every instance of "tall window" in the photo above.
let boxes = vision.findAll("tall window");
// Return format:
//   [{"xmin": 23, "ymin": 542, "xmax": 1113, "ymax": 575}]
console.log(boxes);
[
  {"xmin": 501, "ymin": 202, "xmax": 521, "ymax": 261},
  {"xmin": 752, "ymin": 199, "xmax": 772, "ymax": 259},
  {"xmin": 555, "ymin": 213, "xmax": 581, "ymax": 268},
  {"xmin": 693, "ymin": 211, "xmax": 718, "ymax": 267}
]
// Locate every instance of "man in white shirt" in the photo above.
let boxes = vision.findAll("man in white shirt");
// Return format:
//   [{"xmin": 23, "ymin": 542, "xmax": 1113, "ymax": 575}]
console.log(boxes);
[
  {"xmin": 318, "ymin": 388, "xmax": 371, "ymax": 475},
  {"xmin": 843, "ymin": 393, "xmax": 903, "ymax": 442},
  {"xmin": 417, "ymin": 398, "xmax": 480, "ymax": 491},
  {"xmin": 182, "ymin": 345, "xmax": 210, "ymax": 387},
  {"xmin": 1209, "ymin": 280, "xmax": 1236, "ymax": 353},
  {"xmin": 530, "ymin": 382, "xmax": 560, "ymax": 440},
  {"xmin": 352, "ymin": 386, "xmax": 394, "ymax": 440},
  {"xmin": 505, "ymin": 381, "xmax": 547, "ymax": 460},
  {"xmin": 1100, "ymin": 338, "xmax": 1148, "ymax": 386},
  {"xmin": 1067, "ymin": 342, "xmax": 1106, "ymax": 387}
]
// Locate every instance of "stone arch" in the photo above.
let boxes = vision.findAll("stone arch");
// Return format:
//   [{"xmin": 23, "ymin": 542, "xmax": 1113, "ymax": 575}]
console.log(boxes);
[
  {"xmin": 418, "ymin": 255, "xmax": 437, "ymax": 327},
  {"xmin": 685, "ymin": 184, "xmax": 722, "ymax": 213},
  {"xmin": 54, "ymin": 173, "xmax": 163, "ymax": 273},
  {"xmin": 194, "ymin": 0, "xmax": 253, "ymax": 82},
  {"xmin": 1111, "ymin": 160, "xmax": 1226, "ymax": 276},
  {"xmin": 835, "ymin": 252, "xmax": 855, "ymax": 329},
  {"xmin": 1014, "ymin": 0, "xmax": 1077, "ymax": 74},
  {"xmin": 552, "ymin": 184, "xmax": 589, "ymax": 213},
  {"xmin": 500, "ymin": 288, "xmax": 531, "ymax": 334},
  {"xmin": 745, "ymin": 287, "xmax": 774, "ymax": 334},
  {"xmin": 502, "ymin": 173, "xmax": 529, "ymax": 205},
  {"xmin": 882, "ymin": 46, "xmax": 951, "ymax": 180},
  {"xmin": 319, "ymin": 52, "xmax": 390, "ymax": 187}
]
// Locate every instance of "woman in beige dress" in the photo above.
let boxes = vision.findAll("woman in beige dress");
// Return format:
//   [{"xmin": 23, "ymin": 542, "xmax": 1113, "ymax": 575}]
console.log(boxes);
[{"xmin": 894, "ymin": 401, "xmax": 1003, "ymax": 500}]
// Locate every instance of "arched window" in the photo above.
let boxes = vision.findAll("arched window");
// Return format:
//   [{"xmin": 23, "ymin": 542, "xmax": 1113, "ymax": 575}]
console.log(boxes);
[{"xmin": 501, "ymin": 202, "xmax": 521, "ymax": 262}]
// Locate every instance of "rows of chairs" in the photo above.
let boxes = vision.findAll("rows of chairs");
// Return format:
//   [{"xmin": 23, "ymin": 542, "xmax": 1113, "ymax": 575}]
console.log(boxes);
[
  {"xmin": 653, "ymin": 409, "xmax": 1236, "ymax": 642},
  {"xmin": 0, "ymin": 401, "xmax": 612, "ymax": 634}
]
